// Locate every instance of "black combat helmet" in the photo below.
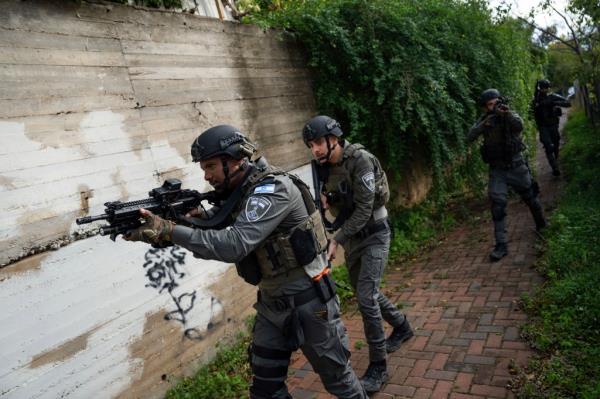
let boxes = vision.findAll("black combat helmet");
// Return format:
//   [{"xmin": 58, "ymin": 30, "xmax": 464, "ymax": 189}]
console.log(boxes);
[
  {"xmin": 191, "ymin": 125, "xmax": 256, "ymax": 162},
  {"xmin": 479, "ymin": 89, "xmax": 501, "ymax": 106},
  {"xmin": 537, "ymin": 79, "xmax": 551, "ymax": 89},
  {"xmin": 302, "ymin": 115, "xmax": 343, "ymax": 146}
]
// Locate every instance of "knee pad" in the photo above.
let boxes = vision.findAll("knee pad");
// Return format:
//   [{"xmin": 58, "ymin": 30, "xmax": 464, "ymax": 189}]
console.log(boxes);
[
  {"xmin": 491, "ymin": 201, "xmax": 507, "ymax": 221},
  {"xmin": 249, "ymin": 343, "xmax": 291, "ymax": 397}
]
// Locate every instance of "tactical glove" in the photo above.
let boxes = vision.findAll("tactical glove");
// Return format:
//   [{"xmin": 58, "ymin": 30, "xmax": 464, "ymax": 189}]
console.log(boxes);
[{"xmin": 124, "ymin": 210, "xmax": 174, "ymax": 246}]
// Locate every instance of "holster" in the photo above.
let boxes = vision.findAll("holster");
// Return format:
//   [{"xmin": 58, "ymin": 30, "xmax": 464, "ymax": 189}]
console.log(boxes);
[
  {"xmin": 235, "ymin": 252, "xmax": 262, "ymax": 285},
  {"xmin": 313, "ymin": 272, "xmax": 336, "ymax": 304}
]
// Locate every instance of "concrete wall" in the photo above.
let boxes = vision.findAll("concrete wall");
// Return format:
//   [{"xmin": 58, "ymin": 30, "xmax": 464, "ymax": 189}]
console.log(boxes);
[{"xmin": 0, "ymin": 1, "xmax": 315, "ymax": 398}]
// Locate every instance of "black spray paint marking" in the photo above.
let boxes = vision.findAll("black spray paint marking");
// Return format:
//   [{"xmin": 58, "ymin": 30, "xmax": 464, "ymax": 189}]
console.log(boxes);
[{"xmin": 143, "ymin": 246, "xmax": 223, "ymax": 340}]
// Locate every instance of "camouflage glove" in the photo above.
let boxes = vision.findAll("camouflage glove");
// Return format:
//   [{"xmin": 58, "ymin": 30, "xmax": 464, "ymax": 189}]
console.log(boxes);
[{"xmin": 124, "ymin": 210, "xmax": 174, "ymax": 246}]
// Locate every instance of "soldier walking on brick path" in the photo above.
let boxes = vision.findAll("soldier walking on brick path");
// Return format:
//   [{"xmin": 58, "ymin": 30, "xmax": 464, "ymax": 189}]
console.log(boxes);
[
  {"xmin": 468, "ymin": 89, "xmax": 547, "ymax": 261},
  {"xmin": 303, "ymin": 115, "xmax": 414, "ymax": 394},
  {"xmin": 531, "ymin": 79, "xmax": 571, "ymax": 176},
  {"xmin": 124, "ymin": 125, "xmax": 367, "ymax": 399}
]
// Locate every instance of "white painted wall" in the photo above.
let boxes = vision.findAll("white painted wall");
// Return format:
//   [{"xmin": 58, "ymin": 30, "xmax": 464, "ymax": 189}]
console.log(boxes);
[
  {"xmin": 0, "ymin": 239, "xmax": 228, "ymax": 398},
  {"xmin": 0, "ymin": 1, "xmax": 316, "ymax": 397}
]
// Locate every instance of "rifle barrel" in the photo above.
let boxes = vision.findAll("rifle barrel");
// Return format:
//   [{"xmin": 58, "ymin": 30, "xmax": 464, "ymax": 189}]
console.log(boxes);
[{"xmin": 76, "ymin": 214, "xmax": 108, "ymax": 224}]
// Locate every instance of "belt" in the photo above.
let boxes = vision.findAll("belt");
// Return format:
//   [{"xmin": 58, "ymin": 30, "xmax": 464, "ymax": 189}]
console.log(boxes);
[
  {"xmin": 492, "ymin": 159, "xmax": 525, "ymax": 170},
  {"xmin": 257, "ymin": 286, "xmax": 319, "ymax": 311},
  {"xmin": 355, "ymin": 218, "xmax": 390, "ymax": 239}
]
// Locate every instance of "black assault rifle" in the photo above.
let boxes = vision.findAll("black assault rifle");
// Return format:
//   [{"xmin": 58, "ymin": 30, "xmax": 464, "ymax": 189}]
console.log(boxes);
[
  {"xmin": 311, "ymin": 159, "xmax": 324, "ymax": 215},
  {"xmin": 310, "ymin": 160, "xmax": 352, "ymax": 233},
  {"xmin": 76, "ymin": 179, "xmax": 220, "ymax": 240}
]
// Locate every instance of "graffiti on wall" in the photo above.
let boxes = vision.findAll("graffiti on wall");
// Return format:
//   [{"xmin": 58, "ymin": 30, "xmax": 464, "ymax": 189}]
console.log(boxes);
[{"xmin": 143, "ymin": 246, "xmax": 223, "ymax": 340}]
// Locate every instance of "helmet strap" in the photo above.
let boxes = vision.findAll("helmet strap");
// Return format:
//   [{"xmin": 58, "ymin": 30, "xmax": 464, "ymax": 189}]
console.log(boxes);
[
  {"xmin": 220, "ymin": 156, "xmax": 231, "ymax": 190},
  {"xmin": 221, "ymin": 157, "xmax": 249, "ymax": 189},
  {"xmin": 320, "ymin": 135, "xmax": 338, "ymax": 162}
]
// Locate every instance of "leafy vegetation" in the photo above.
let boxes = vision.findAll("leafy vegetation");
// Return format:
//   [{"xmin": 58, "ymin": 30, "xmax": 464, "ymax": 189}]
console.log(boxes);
[
  {"xmin": 246, "ymin": 0, "xmax": 541, "ymax": 200},
  {"xmin": 166, "ymin": 319, "xmax": 253, "ymax": 399},
  {"xmin": 517, "ymin": 111, "xmax": 600, "ymax": 398}
]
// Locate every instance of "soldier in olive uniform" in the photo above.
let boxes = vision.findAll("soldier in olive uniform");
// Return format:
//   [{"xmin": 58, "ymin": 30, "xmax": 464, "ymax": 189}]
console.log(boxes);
[
  {"xmin": 468, "ymin": 89, "xmax": 547, "ymax": 261},
  {"xmin": 303, "ymin": 116, "xmax": 413, "ymax": 394},
  {"xmin": 125, "ymin": 125, "xmax": 367, "ymax": 399},
  {"xmin": 531, "ymin": 79, "xmax": 571, "ymax": 176}
]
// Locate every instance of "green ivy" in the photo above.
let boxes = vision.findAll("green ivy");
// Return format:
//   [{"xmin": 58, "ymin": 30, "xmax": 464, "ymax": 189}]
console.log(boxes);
[{"xmin": 247, "ymin": 0, "xmax": 540, "ymax": 201}]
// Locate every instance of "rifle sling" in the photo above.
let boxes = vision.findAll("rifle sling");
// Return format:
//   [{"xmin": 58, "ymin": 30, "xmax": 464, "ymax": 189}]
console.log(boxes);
[{"xmin": 178, "ymin": 167, "xmax": 253, "ymax": 229}]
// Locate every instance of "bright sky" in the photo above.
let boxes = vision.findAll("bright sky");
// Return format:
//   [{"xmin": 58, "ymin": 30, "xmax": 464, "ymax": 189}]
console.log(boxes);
[{"xmin": 489, "ymin": 0, "xmax": 571, "ymax": 36}]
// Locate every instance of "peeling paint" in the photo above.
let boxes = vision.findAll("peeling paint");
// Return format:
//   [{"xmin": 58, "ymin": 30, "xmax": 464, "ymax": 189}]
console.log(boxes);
[
  {"xmin": 78, "ymin": 184, "xmax": 93, "ymax": 214},
  {"xmin": 0, "ymin": 252, "xmax": 49, "ymax": 282},
  {"xmin": 154, "ymin": 166, "xmax": 185, "ymax": 182},
  {"xmin": 116, "ymin": 263, "xmax": 256, "ymax": 399},
  {"xmin": 0, "ymin": 175, "xmax": 17, "ymax": 190},
  {"xmin": 29, "ymin": 326, "xmax": 100, "ymax": 369},
  {"xmin": 110, "ymin": 168, "xmax": 130, "ymax": 201}
]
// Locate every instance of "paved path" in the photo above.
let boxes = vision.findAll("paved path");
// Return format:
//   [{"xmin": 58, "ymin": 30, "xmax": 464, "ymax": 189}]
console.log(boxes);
[{"xmin": 287, "ymin": 121, "xmax": 564, "ymax": 398}]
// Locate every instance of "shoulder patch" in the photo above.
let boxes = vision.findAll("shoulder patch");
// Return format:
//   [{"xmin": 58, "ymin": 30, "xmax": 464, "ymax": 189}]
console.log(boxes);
[
  {"xmin": 253, "ymin": 184, "xmax": 276, "ymax": 194},
  {"xmin": 245, "ymin": 196, "xmax": 273, "ymax": 222},
  {"xmin": 361, "ymin": 171, "xmax": 375, "ymax": 192}
]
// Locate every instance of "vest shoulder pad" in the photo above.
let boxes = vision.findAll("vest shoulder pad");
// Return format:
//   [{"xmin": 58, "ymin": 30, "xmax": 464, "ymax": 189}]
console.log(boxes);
[{"xmin": 344, "ymin": 143, "xmax": 366, "ymax": 159}]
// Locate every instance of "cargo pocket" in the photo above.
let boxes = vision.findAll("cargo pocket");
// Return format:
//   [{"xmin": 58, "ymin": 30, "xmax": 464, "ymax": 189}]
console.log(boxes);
[{"xmin": 306, "ymin": 298, "xmax": 351, "ymax": 374}]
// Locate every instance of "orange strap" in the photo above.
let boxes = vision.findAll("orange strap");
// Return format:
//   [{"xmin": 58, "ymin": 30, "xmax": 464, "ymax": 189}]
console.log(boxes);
[{"xmin": 312, "ymin": 267, "xmax": 331, "ymax": 282}]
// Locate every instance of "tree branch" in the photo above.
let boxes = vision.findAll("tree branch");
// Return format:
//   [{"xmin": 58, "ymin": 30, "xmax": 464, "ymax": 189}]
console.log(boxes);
[
  {"xmin": 516, "ymin": 16, "xmax": 585, "ymax": 63},
  {"xmin": 548, "ymin": 3, "xmax": 584, "ymax": 56}
]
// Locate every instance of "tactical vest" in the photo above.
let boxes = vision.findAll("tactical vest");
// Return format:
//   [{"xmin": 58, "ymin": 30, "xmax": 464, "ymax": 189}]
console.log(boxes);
[
  {"xmin": 535, "ymin": 94, "xmax": 563, "ymax": 126},
  {"xmin": 325, "ymin": 143, "xmax": 389, "ymax": 226},
  {"xmin": 233, "ymin": 164, "xmax": 328, "ymax": 284},
  {"xmin": 480, "ymin": 115, "xmax": 524, "ymax": 167}
]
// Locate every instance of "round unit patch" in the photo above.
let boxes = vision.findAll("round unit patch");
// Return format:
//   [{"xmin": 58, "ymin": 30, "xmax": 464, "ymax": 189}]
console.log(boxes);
[{"xmin": 245, "ymin": 196, "xmax": 273, "ymax": 222}]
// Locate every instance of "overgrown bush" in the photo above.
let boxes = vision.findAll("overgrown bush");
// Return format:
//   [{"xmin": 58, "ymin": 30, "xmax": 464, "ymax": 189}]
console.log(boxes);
[
  {"xmin": 518, "ymin": 111, "xmax": 600, "ymax": 398},
  {"xmin": 247, "ymin": 0, "xmax": 540, "ymax": 199},
  {"xmin": 166, "ymin": 320, "xmax": 253, "ymax": 399}
]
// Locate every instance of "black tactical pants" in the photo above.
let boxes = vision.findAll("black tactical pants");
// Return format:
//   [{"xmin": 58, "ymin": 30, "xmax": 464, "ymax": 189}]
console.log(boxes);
[
  {"xmin": 539, "ymin": 125, "xmax": 560, "ymax": 170},
  {"xmin": 250, "ymin": 295, "xmax": 367, "ymax": 399},
  {"xmin": 345, "ymin": 228, "xmax": 406, "ymax": 363},
  {"xmin": 488, "ymin": 163, "xmax": 544, "ymax": 245}
]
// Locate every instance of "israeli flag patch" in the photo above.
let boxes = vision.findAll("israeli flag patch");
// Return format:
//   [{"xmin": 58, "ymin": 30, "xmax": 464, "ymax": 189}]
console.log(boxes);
[
  {"xmin": 253, "ymin": 184, "xmax": 276, "ymax": 194},
  {"xmin": 361, "ymin": 172, "xmax": 375, "ymax": 192},
  {"xmin": 245, "ymin": 196, "xmax": 273, "ymax": 222}
]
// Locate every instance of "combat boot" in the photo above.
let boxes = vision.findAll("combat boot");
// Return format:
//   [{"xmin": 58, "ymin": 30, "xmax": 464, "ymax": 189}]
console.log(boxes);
[
  {"xmin": 552, "ymin": 167, "xmax": 561, "ymax": 177},
  {"xmin": 526, "ymin": 201, "xmax": 547, "ymax": 232},
  {"xmin": 549, "ymin": 157, "xmax": 561, "ymax": 176},
  {"xmin": 361, "ymin": 360, "xmax": 389, "ymax": 393},
  {"xmin": 386, "ymin": 319, "xmax": 414, "ymax": 353},
  {"xmin": 489, "ymin": 243, "xmax": 508, "ymax": 262},
  {"xmin": 534, "ymin": 213, "xmax": 547, "ymax": 231}
]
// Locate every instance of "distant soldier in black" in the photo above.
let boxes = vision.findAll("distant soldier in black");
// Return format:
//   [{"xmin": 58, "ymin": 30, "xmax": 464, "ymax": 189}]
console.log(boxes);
[
  {"xmin": 468, "ymin": 89, "xmax": 547, "ymax": 261},
  {"xmin": 531, "ymin": 79, "xmax": 571, "ymax": 176}
]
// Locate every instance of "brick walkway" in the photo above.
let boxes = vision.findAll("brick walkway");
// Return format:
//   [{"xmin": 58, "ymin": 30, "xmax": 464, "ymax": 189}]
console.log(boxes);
[{"xmin": 286, "ymin": 124, "xmax": 564, "ymax": 398}]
